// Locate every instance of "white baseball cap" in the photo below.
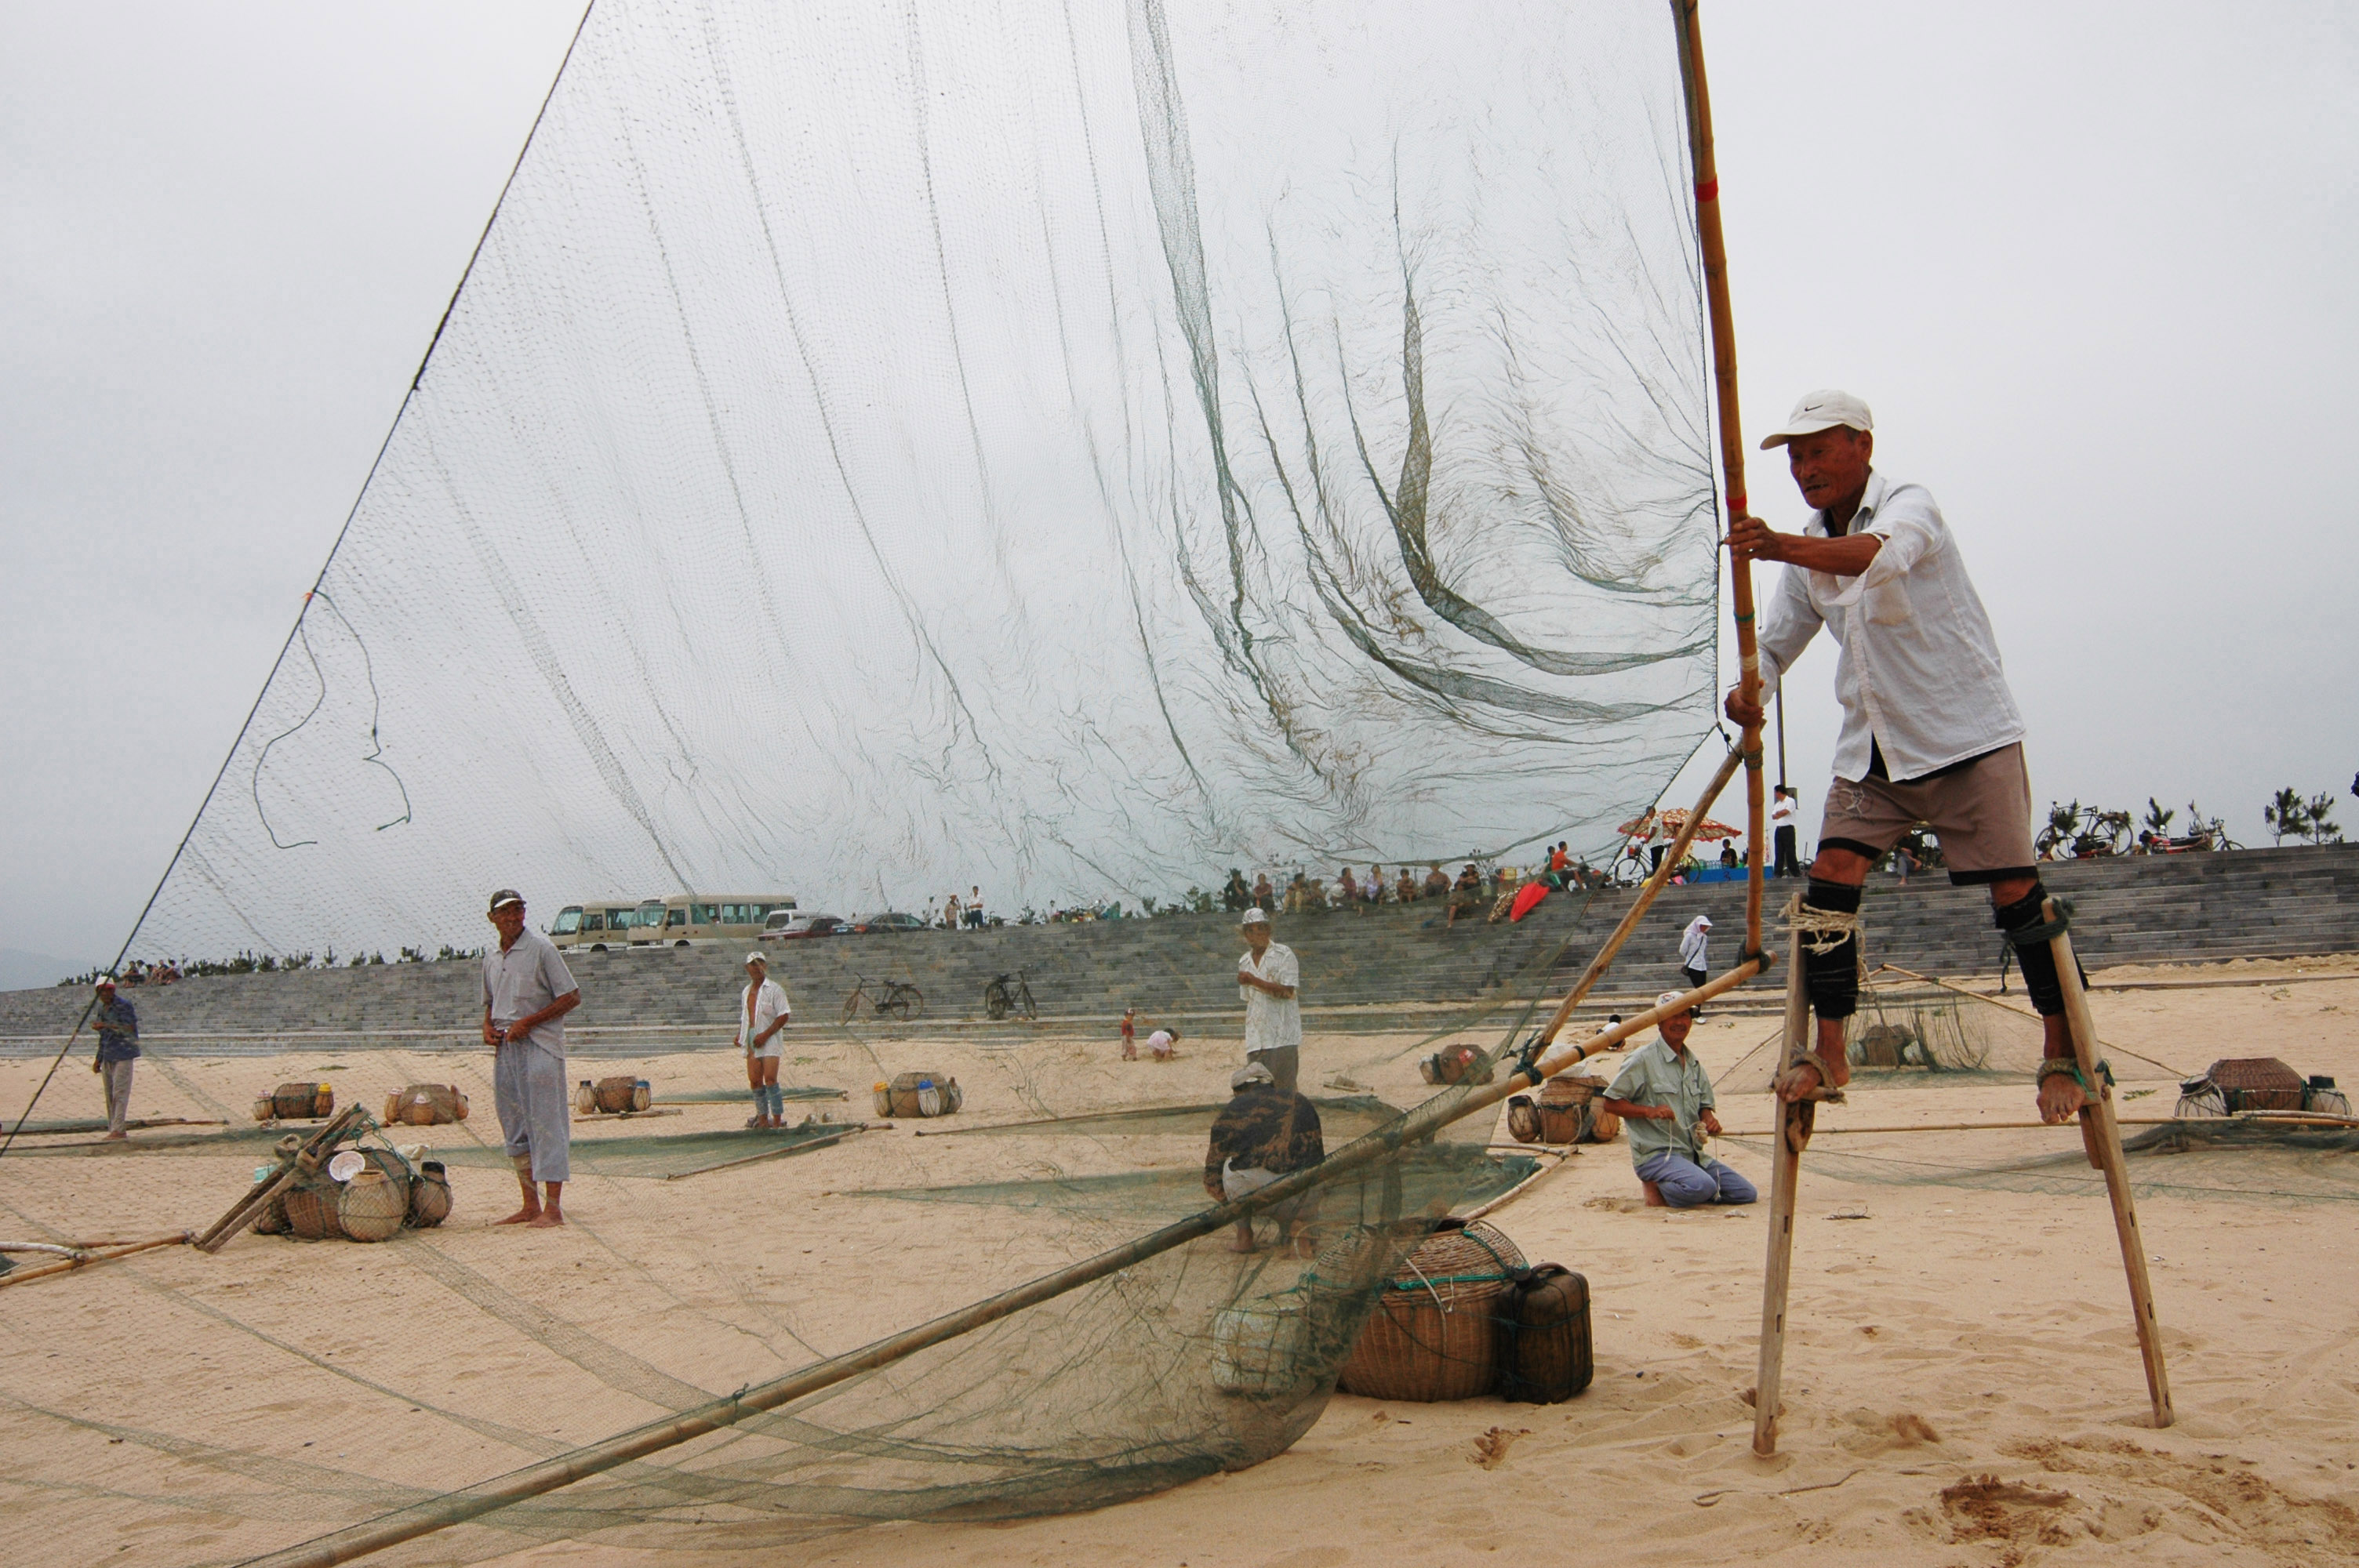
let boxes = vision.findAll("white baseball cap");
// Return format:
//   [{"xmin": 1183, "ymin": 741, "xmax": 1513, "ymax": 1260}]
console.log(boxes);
[
  {"xmin": 1240, "ymin": 907, "xmax": 1270, "ymax": 927},
  {"xmin": 744, "ymin": 951, "xmax": 766, "ymax": 966},
  {"xmin": 1656, "ymin": 990, "xmax": 1692, "ymax": 1013},
  {"xmin": 1231, "ymin": 1062, "xmax": 1275, "ymax": 1091},
  {"xmin": 1758, "ymin": 390, "xmax": 1873, "ymax": 448}
]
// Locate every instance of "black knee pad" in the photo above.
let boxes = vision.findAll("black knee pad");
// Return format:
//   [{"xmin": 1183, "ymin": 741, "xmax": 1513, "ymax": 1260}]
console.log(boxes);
[
  {"xmin": 1995, "ymin": 883, "xmax": 2066, "ymax": 1017},
  {"xmin": 1803, "ymin": 878, "xmax": 1863, "ymax": 1021}
]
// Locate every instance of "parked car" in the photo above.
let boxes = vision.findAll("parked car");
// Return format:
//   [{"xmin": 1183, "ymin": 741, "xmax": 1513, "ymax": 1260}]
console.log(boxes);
[
  {"xmin": 848, "ymin": 912, "xmax": 927, "ymax": 935},
  {"xmin": 759, "ymin": 912, "xmax": 845, "ymax": 942}
]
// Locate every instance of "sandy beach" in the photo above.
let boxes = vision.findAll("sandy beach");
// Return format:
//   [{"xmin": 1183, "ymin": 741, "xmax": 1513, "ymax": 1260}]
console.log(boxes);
[{"xmin": 3, "ymin": 955, "xmax": 2357, "ymax": 1567}]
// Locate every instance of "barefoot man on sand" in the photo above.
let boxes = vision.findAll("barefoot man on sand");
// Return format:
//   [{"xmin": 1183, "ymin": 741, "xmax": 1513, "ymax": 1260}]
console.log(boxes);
[
  {"xmin": 1727, "ymin": 392, "xmax": 2090, "ymax": 1123},
  {"xmin": 482, "ymin": 889, "xmax": 581, "ymax": 1227}
]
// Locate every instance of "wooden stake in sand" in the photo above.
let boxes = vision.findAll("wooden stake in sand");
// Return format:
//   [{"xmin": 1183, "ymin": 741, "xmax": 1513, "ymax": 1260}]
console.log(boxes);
[
  {"xmin": 1750, "ymin": 898, "xmax": 1816, "ymax": 1455},
  {"xmin": 2049, "ymin": 899, "xmax": 2173, "ymax": 1428}
]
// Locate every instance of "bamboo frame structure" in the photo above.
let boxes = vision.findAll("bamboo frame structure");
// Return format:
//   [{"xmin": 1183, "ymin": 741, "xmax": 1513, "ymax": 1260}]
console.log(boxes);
[
  {"xmin": 0, "ymin": 1232, "xmax": 190, "ymax": 1290},
  {"xmin": 2049, "ymin": 901, "xmax": 2173, "ymax": 1428},
  {"xmin": 194, "ymin": 1105, "xmax": 367, "ymax": 1254}
]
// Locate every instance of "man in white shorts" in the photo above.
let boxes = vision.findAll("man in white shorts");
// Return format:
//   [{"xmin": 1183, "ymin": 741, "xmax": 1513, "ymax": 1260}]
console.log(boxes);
[
  {"xmin": 1234, "ymin": 909, "xmax": 1302, "ymax": 1091},
  {"xmin": 736, "ymin": 952, "xmax": 792, "ymax": 1129}
]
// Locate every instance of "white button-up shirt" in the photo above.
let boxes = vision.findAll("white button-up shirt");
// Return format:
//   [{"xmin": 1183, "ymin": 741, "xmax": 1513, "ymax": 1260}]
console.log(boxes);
[
  {"xmin": 1238, "ymin": 942, "xmax": 1302, "ymax": 1054},
  {"xmin": 736, "ymin": 977, "xmax": 791, "ymax": 1051},
  {"xmin": 1755, "ymin": 470, "xmax": 2026, "ymax": 783}
]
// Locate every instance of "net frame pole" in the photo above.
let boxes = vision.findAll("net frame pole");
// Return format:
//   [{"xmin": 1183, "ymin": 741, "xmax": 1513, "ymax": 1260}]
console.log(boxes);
[
  {"xmin": 1531, "ymin": 743, "xmax": 1753, "ymax": 1050},
  {"xmin": 1750, "ymin": 900, "xmax": 1811, "ymax": 1454},
  {"xmin": 243, "ymin": 960, "xmax": 1765, "ymax": 1568},
  {"xmin": 2048, "ymin": 900, "xmax": 2174, "ymax": 1428},
  {"xmin": 1669, "ymin": 0, "xmax": 1768, "ymax": 962}
]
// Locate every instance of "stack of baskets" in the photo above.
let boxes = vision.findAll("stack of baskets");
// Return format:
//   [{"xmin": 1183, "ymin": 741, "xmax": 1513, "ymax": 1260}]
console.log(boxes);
[
  {"xmin": 382, "ymin": 1083, "xmax": 469, "ymax": 1127},
  {"xmin": 251, "ymin": 1082, "xmax": 335, "ymax": 1122},
  {"xmin": 1337, "ymin": 1220, "xmax": 1524, "ymax": 1402},
  {"xmin": 1505, "ymin": 1076, "xmax": 1618, "ymax": 1145},
  {"xmin": 2177, "ymin": 1058, "xmax": 2307, "ymax": 1117},
  {"xmin": 255, "ymin": 1145, "xmax": 448, "ymax": 1243},
  {"xmin": 1419, "ymin": 1043, "xmax": 1494, "ymax": 1087},
  {"xmin": 574, "ymin": 1077, "xmax": 652, "ymax": 1115},
  {"xmin": 874, "ymin": 1073, "xmax": 962, "ymax": 1118}
]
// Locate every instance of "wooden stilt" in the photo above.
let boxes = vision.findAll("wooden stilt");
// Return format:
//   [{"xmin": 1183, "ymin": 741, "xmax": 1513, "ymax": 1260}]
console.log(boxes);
[
  {"xmin": 2048, "ymin": 901, "xmax": 2173, "ymax": 1428},
  {"xmin": 1751, "ymin": 900, "xmax": 1812, "ymax": 1455}
]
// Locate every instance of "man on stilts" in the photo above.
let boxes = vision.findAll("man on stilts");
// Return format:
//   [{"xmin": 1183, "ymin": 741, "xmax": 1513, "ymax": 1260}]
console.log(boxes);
[{"xmin": 1725, "ymin": 390, "xmax": 2092, "ymax": 1125}]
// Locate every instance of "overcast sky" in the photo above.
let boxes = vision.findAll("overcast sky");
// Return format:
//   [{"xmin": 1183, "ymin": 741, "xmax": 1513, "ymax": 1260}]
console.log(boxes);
[{"xmin": 3, "ymin": 2, "xmax": 2354, "ymax": 972}]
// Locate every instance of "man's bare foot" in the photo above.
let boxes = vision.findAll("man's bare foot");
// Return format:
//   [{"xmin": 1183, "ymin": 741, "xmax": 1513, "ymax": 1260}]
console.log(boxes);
[
  {"xmin": 103, "ymin": 1131, "xmax": 129, "ymax": 1142},
  {"xmin": 2037, "ymin": 1069, "xmax": 2090, "ymax": 1125},
  {"xmin": 527, "ymin": 1209, "xmax": 565, "ymax": 1228},
  {"xmin": 1228, "ymin": 1224, "xmax": 1258, "ymax": 1254},
  {"xmin": 494, "ymin": 1207, "xmax": 541, "ymax": 1225},
  {"xmin": 1775, "ymin": 1045, "xmax": 1848, "ymax": 1102}
]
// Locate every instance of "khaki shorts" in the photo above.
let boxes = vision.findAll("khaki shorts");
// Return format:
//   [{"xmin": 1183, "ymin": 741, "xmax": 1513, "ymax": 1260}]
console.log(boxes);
[{"xmin": 1818, "ymin": 742, "xmax": 2037, "ymax": 885}]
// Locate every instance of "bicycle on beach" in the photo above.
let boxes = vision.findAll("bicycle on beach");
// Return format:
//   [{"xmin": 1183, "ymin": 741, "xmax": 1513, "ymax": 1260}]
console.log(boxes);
[{"xmin": 842, "ymin": 975, "xmax": 925, "ymax": 1024}]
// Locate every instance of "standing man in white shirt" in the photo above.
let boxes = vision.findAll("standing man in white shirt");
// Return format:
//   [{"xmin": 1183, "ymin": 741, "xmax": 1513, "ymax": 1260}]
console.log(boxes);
[
  {"xmin": 482, "ymin": 890, "xmax": 581, "ymax": 1228},
  {"xmin": 1770, "ymin": 785, "xmax": 1801, "ymax": 878},
  {"xmin": 1726, "ymin": 391, "xmax": 2087, "ymax": 1127},
  {"xmin": 736, "ymin": 952, "xmax": 792, "ymax": 1129},
  {"xmin": 1677, "ymin": 914, "xmax": 1712, "ymax": 1020},
  {"xmin": 1234, "ymin": 909, "xmax": 1302, "ymax": 1093}
]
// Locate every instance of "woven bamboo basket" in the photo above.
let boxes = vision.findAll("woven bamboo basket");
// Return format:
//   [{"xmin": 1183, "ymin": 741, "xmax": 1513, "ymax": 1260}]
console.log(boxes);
[
  {"xmin": 2306, "ymin": 1076, "xmax": 2352, "ymax": 1118},
  {"xmin": 2204, "ymin": 1058, "xmax": 2306, "ymax": 1114},
  {"xmin": 576, "ymin": 1080, "xmax": 598, "ymax": 1115},
  {"xmin": 1505, "ymin": 1096, "xmax": 1542, "ymax": 1144},
  {"xmin": 1579, "ymin": 1105, "xmax": 1622, "ymax": 1144},
  {"xmin": 887, "ymin": 1072, "xmax": 961, "ymax": 1118},
  {"xmin": 591, "ymin": 1076, "xmax": 640, "ymax": 1114},
  {"xmin": 407, "ymin": 1161, "xmax": 453, "ymax": 1229},
  {"xmin": 252, "ymin": 1189, "xmax": 291, "ymax": 1235},
  {"xmin": 282, "ymin": 1178, "xmax": 342, "ymax": 1242},
  {"xmin": 389, "ymin": 1083, "xmax": 469, "ymax": 1126},
  {"xmin": 250, "ymin": 1094, "xmax": 276, "ymax": 1123},
  {"xmin": 271, "ymin": 1081, "xmax": 333, "ymax": 1120},
  {"xmin": 338, "ymin": 1171, "xmax": 406, "ymax": 1243},
  {"xmin": 1337, "ymin": 1220, "xmax": 1525, "ymax": 1402}
]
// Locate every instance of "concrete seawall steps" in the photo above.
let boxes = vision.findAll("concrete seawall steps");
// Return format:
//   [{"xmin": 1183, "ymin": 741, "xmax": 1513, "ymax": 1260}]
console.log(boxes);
[{"xmin": 3, "ymin": 844, "xmax": 2353, "ymax": 1046}]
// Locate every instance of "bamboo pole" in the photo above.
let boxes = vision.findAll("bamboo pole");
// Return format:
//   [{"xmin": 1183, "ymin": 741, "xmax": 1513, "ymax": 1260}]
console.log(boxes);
[
  {"xmin": 2048, "ymin": 900, "xmax": 2173, "ymax": 1428},
  {"xmin": 1751, "ymin": 901, "xmax": 1812, "ymax": 1455},
  {"xmin": 661, "ymin": 1126, "xmax": 867, "ymax": 1181},
  {"xmin": 194, "ymin": 1105, "xmax": 366, "ymax": 1254},
  {"xmin": 245, "ymin": 959, "xmax": 1765, "ymax": 1568},
  {"xmin": 1717, "ymin": 1114, "xmax": 2359, "ymax": 1137},
  {"xmin": 1670, "ymin": 0, "xmax": 1767, "ymax": 961},
  {"xmin": 0, "ymin": 1232, "xmax": 190, "ymax": 1290},
  {"xmin": 1532, "ymin": 745, "xmax": 1753, "ymax": 1049}
]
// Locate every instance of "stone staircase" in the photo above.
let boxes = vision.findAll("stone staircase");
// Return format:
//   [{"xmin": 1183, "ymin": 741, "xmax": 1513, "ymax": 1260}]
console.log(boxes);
[{"xmin": 4, "ymin": 845, "xmax": 2354, "ymax": 1047}]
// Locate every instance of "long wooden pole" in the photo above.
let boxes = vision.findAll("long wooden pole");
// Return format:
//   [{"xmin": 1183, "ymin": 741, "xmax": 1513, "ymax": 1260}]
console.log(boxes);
[
  {"xmin": 245, "ymin": 960, "xmax": 1765, "ymax": 1568},
  {"xmin": 1751, "ymin": 899, "xmax": 1812, "ymax": 1454},
  {"xmin": 0, "ymin": 1232, "xmax": 190, "ymax": 1290},
  {"xmin": 661, "ymin": 1126, "xmax": 867, "ymax": 1181},
  {"xmin": 1670, "ymin": 0, "xmax": 1767, "ymax": 962},
  {"xmin": 1532, "ymin": 744, "xmax": 1752, "ymax": 1049},
  {"xmin": 2049, "ymin": 901, "xmax": 2173, "ymax": 1428}
]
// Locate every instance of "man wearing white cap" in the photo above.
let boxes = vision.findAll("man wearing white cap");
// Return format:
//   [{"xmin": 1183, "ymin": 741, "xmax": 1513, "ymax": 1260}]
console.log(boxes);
[
  {"xmin": 1234, "ymin": 909, "xmax": 1302, "ymax": 1093},
  {"xmin": 1677, "ymin": 914, "xmax": 1713, "ymax": 1019},
  {"xmin": 736, "ymin": 952, "xmax": 792, "ymax": 1129},
  {"xmin": 1727, "ymin": 393, "xmax": 2088, "ymax": 1127},
  {"xmin": 482, "ymin": 889, "xmax": 580, "ymax": 1227},
  {"xmin": 1600, "ymin": 993, "xmax": 1754, "ymax": 1209}
]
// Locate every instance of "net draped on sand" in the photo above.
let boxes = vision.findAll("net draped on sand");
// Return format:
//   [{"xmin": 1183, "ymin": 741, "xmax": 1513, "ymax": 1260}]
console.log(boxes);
[{"xmin": 4, "ymin": 4, "xmax": 1744, "ymax": 1559}]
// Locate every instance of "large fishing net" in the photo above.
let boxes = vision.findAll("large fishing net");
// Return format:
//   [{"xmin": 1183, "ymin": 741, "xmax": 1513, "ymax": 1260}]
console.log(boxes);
[
  {"xmin": 128, "ymin": 0, "xmax": 1718, "ymax": 967},
  {"xmin": 2, "ymin": 2, "xmax": 1731, "ymax": 1562}
]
